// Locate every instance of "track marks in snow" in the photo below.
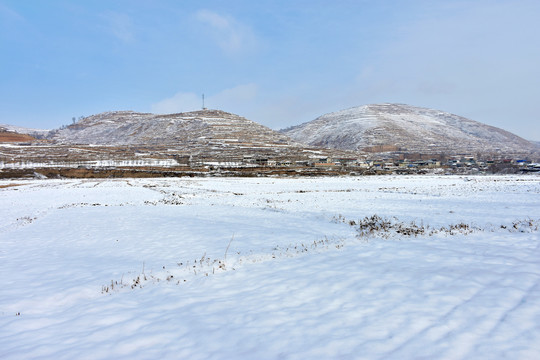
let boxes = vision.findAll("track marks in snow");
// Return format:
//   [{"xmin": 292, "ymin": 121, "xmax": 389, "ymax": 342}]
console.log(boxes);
[
  {"xmin": 383, "ymin": 236, "xmax": 540, "ymax": 359},
  {"xmin": 390, "ymin": 281, "xmax": 504, "ymax": 358}
]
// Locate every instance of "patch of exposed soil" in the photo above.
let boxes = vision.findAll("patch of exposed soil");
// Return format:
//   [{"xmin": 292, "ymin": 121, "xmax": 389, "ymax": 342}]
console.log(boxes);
[
  {"xmin": 0, "ymin": 131, "xmax": 35, "ymax": 142},
  {"xmin": 0, "ymin": 183, "xmax": 25, "ymax": 188}
]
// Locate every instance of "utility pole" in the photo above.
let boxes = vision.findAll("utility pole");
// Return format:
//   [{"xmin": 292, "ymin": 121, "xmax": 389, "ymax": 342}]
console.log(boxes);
[{"xmin": 202, "ymin": 94, "xmax": 207, "ymax": 110}]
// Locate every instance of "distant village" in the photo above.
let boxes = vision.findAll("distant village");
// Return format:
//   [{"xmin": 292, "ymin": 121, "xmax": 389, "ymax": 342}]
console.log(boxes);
[
  {"xmin": 232, "ymin": 153, "xmax": 540, "ymax": 175},
  {"xmin": 1, "ymin": 140, "xmax": 539, "ymax": 178}
]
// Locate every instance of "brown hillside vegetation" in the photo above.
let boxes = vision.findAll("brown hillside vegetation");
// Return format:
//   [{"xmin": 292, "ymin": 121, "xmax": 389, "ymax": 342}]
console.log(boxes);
[{"xmin": 0, "ymin": 131, "xmax": 35, "ymax": 142}]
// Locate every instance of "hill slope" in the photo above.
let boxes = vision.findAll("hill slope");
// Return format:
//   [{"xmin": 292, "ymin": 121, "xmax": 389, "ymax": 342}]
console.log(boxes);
[
  {"xmin": 49, "ymin": 109, "xmax": 295, "ymax": 147},
  {"xmin": 0, "ymin": 124, "xmax": 49, "ymax": 139},
  {"xmin": 0, "ymin": 127, "xmax": 36, "ymax": 142},
  {"xmin": 282, "ymin": 103, "xmax": 536, "ymax": 155}
]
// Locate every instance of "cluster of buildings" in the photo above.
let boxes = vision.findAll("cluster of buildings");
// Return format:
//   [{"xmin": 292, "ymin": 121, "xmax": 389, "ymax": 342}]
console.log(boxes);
[{"xmin": 239, "ymin": 154, "xmax": 540, "ymax": 174}]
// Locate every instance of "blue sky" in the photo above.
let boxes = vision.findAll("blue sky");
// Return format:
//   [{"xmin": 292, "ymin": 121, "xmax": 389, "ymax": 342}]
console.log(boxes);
[{"xmin": 1, "ymin": 0, "xmax": 539, "ymax": 140}]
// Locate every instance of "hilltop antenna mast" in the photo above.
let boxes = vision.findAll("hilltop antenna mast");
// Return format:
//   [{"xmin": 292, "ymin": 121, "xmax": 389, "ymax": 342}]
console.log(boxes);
[{"xmin": 202, "ymin": 94, "xmax": 207, "ymax": 110}]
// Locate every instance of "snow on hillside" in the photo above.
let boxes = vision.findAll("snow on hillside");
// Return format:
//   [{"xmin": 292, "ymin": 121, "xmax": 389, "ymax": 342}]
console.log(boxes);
[
  {"xmin": 48, "ymin": 109, "xmax": 295, "ymax": 147},
  {"xmin": 1, "ymin": 175, "xmax": 540, "ymax": 359},
  {"xmin": 282, "ymin": 103, "xmax": 536, "ymax": 154}
]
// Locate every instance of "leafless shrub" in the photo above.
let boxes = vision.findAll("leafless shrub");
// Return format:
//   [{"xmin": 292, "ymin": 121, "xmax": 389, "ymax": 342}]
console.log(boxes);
[
  {"xmin": 351, "ymin": 214, "xmax": 538, "ymax": 239},
  {"xmin": 352, "ymin": 215, "xmax": 480, "ymax": 239},
  {"xmin": 356, "ymin": 215, "xmax": 395, "ymax": 238},
  {"xmin": 509, "ymin": 218, "xmax": 540, "ymax": 232}
]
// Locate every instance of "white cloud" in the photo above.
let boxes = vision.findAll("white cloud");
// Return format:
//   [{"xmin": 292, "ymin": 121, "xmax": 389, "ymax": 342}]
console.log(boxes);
[
  {"xmin": 195, "ymin": 9, "xmax": 257, "ymax": 55},
  {"xmin": 151, "ymin": 92, "xmax": 201, "ymax": 114},
  {"xmin": 151, "ymin": 84, "xmax": 258, "ymax": 115},
  {"xmin": 211, "ymin": 83, "xmax": 258, "ymax": 107},
  {"xmin": 100, "ymin": 11, "xmax": 134, "ymax": 43}
]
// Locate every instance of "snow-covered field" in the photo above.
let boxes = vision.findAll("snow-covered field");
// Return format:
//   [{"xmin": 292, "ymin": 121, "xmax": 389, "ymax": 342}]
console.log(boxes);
[{"xmin": 1, "ymin": 175, "xmax": 539, "ymax": 359}]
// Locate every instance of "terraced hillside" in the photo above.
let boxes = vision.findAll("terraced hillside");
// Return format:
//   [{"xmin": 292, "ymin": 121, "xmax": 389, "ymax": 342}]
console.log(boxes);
[
  {"xmin": 1, "ymin": 110, "xmax": 357, "ymax": 176},
  {"xmin": 49, "ymin": 109, "xmax": 295, "ymax": 148}
]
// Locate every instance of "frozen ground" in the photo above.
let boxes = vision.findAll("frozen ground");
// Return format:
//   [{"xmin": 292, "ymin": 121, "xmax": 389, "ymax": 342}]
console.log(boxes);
[{"xmin": 1, "ymin": 175, "xmax": 539, "ymax": 359}]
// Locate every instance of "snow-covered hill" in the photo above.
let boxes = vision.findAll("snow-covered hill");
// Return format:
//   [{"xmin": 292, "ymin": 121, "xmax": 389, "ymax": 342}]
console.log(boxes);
[
  {"xmin": 49, "ymin": 109, "xmax": 295, "ymax": 147},
  {"xmin": 282, "ymin": 103, "xmax": 537, "ymax": 155},
  {"xmin": 2, "ymin": 110, "xmax": 362, "ymax": 170}
]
